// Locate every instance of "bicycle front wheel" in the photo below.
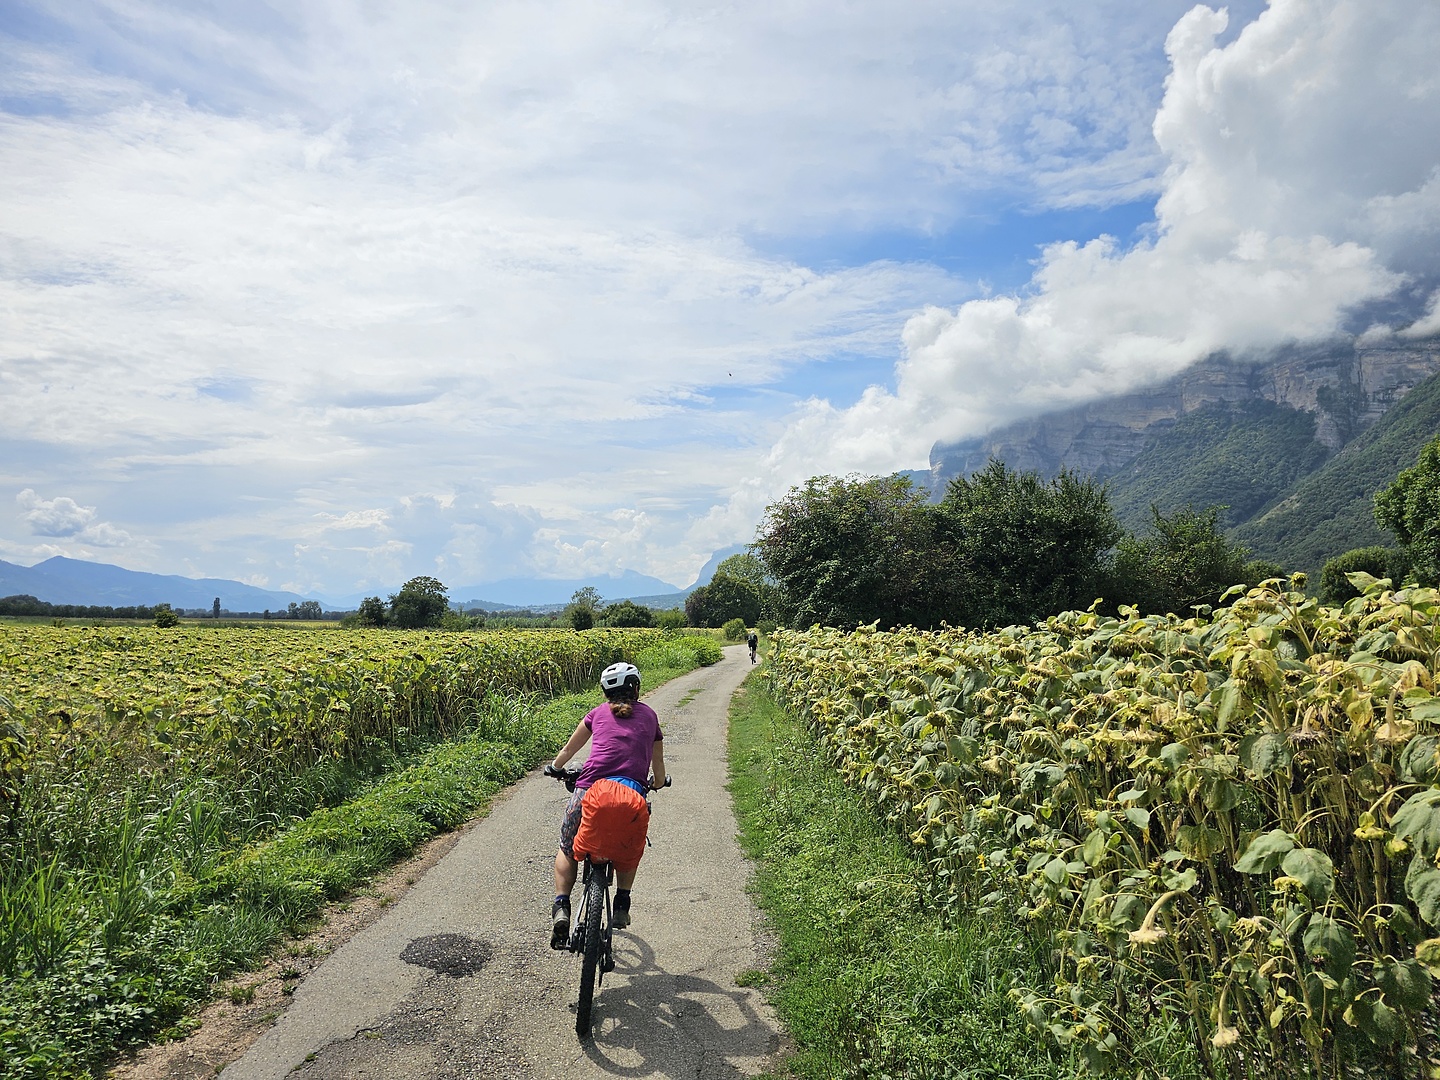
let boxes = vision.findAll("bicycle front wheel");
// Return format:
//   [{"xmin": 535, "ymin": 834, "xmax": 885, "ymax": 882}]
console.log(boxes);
[{"xmin": 576, "ymin": 863, "xmax": 606, "ymax": 1036}]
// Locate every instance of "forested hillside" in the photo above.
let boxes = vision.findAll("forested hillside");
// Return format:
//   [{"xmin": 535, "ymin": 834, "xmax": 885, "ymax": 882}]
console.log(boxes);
[
  {"xmin": 1103, "ymin": 398, "xmax": 1331, "ymax": 532},
  {"xmin": 1233, "ymin": 368, "xmax": 1440, "ymax": 572}
]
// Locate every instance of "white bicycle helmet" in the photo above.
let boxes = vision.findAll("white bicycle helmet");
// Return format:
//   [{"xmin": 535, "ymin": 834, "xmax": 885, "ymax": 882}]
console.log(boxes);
[{"xmin": 600, "ymin": 661, "xmax": 641, "ymax": 695}]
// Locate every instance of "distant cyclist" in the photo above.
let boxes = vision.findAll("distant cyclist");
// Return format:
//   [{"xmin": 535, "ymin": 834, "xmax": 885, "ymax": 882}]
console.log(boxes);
[
  {"xmin": 747, "ymin": 629, "xmax": 758, "ymax": 664},
  {"xmin": 548, "ymin": 662, "xmax": 666, "ymax": 948}
]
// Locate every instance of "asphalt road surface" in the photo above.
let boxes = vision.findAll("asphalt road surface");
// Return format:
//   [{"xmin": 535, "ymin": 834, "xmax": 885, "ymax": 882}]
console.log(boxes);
[{"xmin": 222, "ymin": 643, "xmax": 783, "ymax": 1080}]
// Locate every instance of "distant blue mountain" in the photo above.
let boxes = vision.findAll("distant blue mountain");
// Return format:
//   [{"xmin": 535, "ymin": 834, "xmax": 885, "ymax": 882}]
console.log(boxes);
[
  {"xmin": 0, "ymin": 556, "xmax": 319, "ymax": 611},
  {"xmin": 452, "ymin": 569, "xmax": 683, "ymax": 609}
]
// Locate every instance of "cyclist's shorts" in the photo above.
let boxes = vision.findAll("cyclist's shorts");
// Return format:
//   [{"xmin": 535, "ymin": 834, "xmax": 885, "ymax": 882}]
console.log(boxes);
[{"xmin": 571, "ymin": 778, "xmax": 651, "ymax": 874}]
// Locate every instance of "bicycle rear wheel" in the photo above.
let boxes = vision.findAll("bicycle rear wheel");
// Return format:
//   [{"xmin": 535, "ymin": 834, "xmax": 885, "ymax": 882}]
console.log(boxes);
[{"xmin": 576, "ymin": 862, "xmax": 607, "ymax": 1036}]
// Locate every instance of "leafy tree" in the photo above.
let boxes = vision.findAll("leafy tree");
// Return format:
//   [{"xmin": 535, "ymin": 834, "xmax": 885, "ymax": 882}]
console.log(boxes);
[
  {"xmin": 152, "ymin": 603, "xmax": 179, "ymax": 628},
  {"xmin": 388, "ymin": 576, "xmax": 450, "ymax": 629},
  {"xmin": 937, "ymin": 461, "xmax": 1121, "ymax": 628},
  {"xmin": 1112, "ymin": 505, "xmax": 1251, "ymax": 614},
  {"xmin": 713, "ymin": 551, "xmax": 779, "ymax": 618},
  {"xmin": 685, "ymin": 572, "xmax": 762, "ymax": 627},
  {"xmin": 721, "ymin": 617, "xmax": 748, "ymax": 641},
  {"xmin": 1375, "ymin": 434, "xmax": 1440, "ymax": 585},
  {"xmin": 600, "ymin": 599, "xmax": 654, "ymax": 627},
  {"xmin": 1319, "ymin": 546, "xmax": 1412, "ymax": 605},
  {"xmin": 564, "ymin": 586, "xmax": 601, "ymax": 631},
  {"xmin": 212, "ymin": 597, "xmax": 220, "ymax": 619},
  {"xmin": 683, "ymin": 586, "xmax": 707, "ymax": 627},
  {"xmin": 755, "ymin": 474, "xmax": 939, "ymax": 629},
  {"xmin": 714, "ymin": 552, "xmax": 765, "ymax": 588},
  {"xmin": 356, "ymin": 596, "xmax": 388, "ymax": 627},
  {"xmin": 653, "ymin": 609, "xmax": 686, "ymax": 630},
  {"xmin": 571, "ymin": 586, "xmax": 602, "ymax": 610}
]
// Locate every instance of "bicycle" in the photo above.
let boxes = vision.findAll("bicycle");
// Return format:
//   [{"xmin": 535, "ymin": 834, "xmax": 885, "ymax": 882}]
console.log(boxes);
[{"xmin": 545, "ymin": 764, "xmax": 670, "ymax": 1036}]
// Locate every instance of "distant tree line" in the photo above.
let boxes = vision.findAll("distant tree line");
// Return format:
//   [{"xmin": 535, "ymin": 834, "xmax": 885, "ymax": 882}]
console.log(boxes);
[
  {"xmin": 751, "ymin": 463, "xmax": 1282, "ymax": 631},
  {"xmin": 0, "ymin": 595, "xmax": 173, "ymax": 620},
  {"xmin": 351, "ymin": 577, "xmax": 708, "ymax": 632},
  {"xmin": 0, "ymin": 594, "xmax": 350, "ymax": 623}
]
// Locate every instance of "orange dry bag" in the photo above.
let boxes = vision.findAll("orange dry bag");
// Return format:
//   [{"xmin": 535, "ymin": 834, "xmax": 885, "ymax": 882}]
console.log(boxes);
[{"xmin": 572, "ymin": 778, "xmax": 651, "ymax": 873}]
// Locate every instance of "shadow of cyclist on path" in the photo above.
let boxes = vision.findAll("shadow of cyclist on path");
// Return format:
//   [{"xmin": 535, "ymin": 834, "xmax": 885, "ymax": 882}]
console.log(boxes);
[{"xmin": 575, "ymin": 932, "xmax": 781, "ymax": 1078}]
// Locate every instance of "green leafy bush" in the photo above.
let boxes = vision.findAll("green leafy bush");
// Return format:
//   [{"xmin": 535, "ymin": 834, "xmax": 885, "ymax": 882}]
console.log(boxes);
[
  {"xmin": 1319, "ymin": 546, "xmax": 1412, "ymax": 604},
  {"xmin": 1112, "ymin": 504, "xmax": 1251, "ymax": 614},
  {"xmin": 722, "ymin": 618, "xmax": 747, "ymax": 642},
  {"xmin": 599, "ymin": 600, "xmax": 654, "ymax": 627},
  {"xmin": 677, "ymin": 634, "xmax": 722, "ymax": 666}
]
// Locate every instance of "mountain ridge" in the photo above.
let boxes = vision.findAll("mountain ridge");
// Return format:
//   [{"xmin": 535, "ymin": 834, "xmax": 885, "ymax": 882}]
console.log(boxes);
[
  {"xmin": 925, "ymin": 332, "xmax": 1440, "ymax": 574},
  {"xmin": 0, "ymin": 556, "xmax": 317, "ymax": 612},
  {"xmin": 928, "ymin": 334, "xmax": 1440, "ymax": 488}
]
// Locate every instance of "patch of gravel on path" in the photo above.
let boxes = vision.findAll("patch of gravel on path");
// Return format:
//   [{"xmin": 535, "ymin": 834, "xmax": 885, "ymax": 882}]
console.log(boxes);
[{"xmin": 286, "ymin": 969, "xmax": 537, "ymax": 1080}]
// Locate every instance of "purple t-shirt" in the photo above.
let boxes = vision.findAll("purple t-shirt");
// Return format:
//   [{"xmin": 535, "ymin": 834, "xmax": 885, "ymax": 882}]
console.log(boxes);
[{"xmin": 576, "ymin": 701, "xmax": 663, "ymax": 790}]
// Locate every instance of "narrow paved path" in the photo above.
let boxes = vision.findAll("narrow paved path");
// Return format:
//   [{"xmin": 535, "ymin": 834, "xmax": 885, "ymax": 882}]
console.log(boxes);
[{"xmin": 222, "ymin": 644, "xmax": 781, "ymax": 1080}]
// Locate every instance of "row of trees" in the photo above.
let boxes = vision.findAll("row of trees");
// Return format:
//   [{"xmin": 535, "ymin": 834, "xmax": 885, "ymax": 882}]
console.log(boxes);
[
  {"xmin": 750, "ymin": 432, "xmax": 1440, "ymax": 632},
  {"xmin": 684, "ymin": 553, "xmax": 773, "ymax": 628},
  {"xmin": 750, "ymin": 463, "xmax": 1280, "ymax": 631},
  {"xmin": 0, "ymin": 595, "xmax": 173, "ymax": 620},
  {"xmin": 353, "ymin": 579, "xmax": 697, "ymax": 631}
]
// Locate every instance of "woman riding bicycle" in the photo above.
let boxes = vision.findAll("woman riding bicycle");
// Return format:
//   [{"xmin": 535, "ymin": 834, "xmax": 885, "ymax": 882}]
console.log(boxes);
[{"xmin": 548, "ymin": 661, "xmax": 666, "ymax": 949}]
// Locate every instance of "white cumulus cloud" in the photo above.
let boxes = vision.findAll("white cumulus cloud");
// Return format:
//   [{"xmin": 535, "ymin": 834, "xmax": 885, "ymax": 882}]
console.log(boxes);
[
  {"xmin": 15, "ymin": 489, "xmax": 134, "ymax": 547},
  {"xmin": 17, "ymin": 489, "xmax": 95, "ymax": 537},
  {"xmin": 762, "ymin": 0, "xmax": 1440, "ymax": 484}
]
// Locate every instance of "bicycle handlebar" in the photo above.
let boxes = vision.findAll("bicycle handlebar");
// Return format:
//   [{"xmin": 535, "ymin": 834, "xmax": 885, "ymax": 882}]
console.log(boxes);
[{"xmin": 544, "ymin": 764, "xmax": 670, "ymax": 793}]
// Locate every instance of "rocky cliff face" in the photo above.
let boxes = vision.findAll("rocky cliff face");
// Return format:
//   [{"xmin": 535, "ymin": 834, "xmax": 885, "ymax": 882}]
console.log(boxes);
[{"xmin": 928, "ymin": 335, "xmax": 1440, "ymax": 489}]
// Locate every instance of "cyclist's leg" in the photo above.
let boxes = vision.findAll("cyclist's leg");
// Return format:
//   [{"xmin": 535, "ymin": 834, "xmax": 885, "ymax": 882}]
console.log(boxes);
[
  {"xmin": 554, "ymin": 848, "xmax": 579, "ymax": 894},
  {"xmin": 552, "ymin": 789, "xmax": 585, "ymax": 947},
  {"xmin": 611, "ymin": 866, "xmax": 638, "ymax": 927}
]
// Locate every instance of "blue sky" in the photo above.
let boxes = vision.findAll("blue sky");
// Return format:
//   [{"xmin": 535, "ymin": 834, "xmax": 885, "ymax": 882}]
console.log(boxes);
[{"xmin": 2, "ymin": 0, "xmax": 1438, "ymax": 597}]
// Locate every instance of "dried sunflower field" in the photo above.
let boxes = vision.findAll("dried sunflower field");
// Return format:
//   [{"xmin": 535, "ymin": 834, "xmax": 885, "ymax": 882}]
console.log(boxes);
[
  {"xmin": 767, "ymin": 577, "xmax": 1440, "ymax": 1077},
  {"xmin": 0, "ymin": 625, "xmax": 688, "ymax": 1078}
]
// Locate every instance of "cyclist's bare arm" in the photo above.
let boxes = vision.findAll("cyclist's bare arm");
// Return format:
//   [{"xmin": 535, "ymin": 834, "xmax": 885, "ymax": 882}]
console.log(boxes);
[
  {"xmin": 650, "ymin": 739, "xmax": 666, "ymax": 789},
  {"xmin": 552, "ymin": 721, "xmax": 592, "ymax": 770}
]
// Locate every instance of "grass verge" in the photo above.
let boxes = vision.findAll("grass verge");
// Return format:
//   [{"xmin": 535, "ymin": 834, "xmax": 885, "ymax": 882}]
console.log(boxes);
[{"xmin": 728, "ymin": 676, "xmax": 1068, "ymax": 1080}]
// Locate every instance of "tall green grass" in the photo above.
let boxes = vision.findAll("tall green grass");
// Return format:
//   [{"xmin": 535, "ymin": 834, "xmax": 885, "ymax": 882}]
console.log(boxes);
[{"xmin": 727, "ymin": 678, "xmax": 1201, "ymax": 1080}]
